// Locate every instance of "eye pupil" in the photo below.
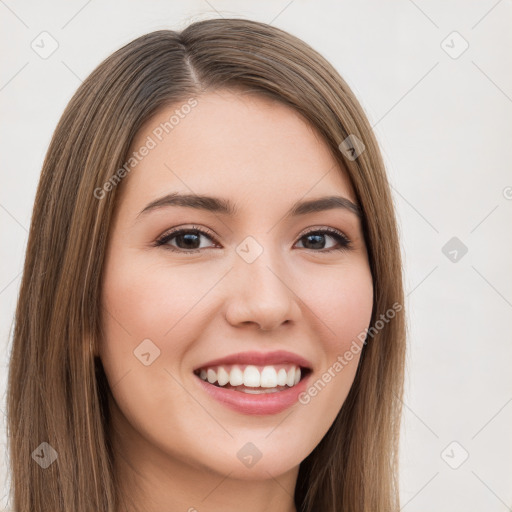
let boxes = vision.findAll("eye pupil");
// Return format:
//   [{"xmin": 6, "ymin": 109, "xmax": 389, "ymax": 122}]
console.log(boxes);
[
  {"xmin": 303, "ymin": 233, "xmax": 325, "ymax": 250},
  {"xmin": 158, "ymin": 227, "xmax": 349, "ymax": 254},
  {"xmin": 177, "ymin": 232, "xmax": 200, "ymax": 249}
]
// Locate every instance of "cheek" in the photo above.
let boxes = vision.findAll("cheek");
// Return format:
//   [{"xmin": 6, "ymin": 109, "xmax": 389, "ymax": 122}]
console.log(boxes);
[
  {"xmin": 98, "ymin": 254, "xmax": 215, "ymax": 444},
  {"xmin": 299, "ymin": 261, "xmax": 374, "ymax": 349},
  {"xmin": 259, "ymin": 264, "xmax": 373, "ymax": 469},
  {"xmin": 293, "ymin": 262, "xmax": 373, "ymax": 411},
  {"xmin": 98, "ymin": 252, "xmax": 226, "ymax": 400},
  {"xmin": 101, "ymin": 254, "xmax": 214, "ymax": 345}
]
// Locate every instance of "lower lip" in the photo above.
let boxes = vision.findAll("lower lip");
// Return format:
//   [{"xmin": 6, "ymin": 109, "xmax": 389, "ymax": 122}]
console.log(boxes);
[{"xmin": 194, "ymin": 372, "xmax": 311, "ymax": 415}]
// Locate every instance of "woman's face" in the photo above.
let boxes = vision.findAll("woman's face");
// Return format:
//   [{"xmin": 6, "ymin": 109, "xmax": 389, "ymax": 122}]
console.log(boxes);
[{"xmin": 100, "ymin": 89, "xmax": 373, "ymax": 485}]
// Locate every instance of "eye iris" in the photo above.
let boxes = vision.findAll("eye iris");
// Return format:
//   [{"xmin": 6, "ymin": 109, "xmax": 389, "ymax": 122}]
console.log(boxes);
[
  {"xmin": 160, "ymin": 229, "xmax": 347, "ymax": 253},
  {"xmin": 176, "ymin": 232, "xmax": 201, "ymax": 249},
  {"xmin": 303, "ymin": 233, "xmax": 326, "ymax": 250}
]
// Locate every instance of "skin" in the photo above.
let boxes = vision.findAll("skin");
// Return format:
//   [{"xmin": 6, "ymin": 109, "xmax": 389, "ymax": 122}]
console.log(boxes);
[{"xmin": 99, "ymin": 89, "xmax": 374, "ymax": 512}]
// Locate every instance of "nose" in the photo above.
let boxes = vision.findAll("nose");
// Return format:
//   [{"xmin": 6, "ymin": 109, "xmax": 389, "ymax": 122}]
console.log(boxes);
[{"xmin": 224, "ymin": 245, "xmax": 301, "ymax": 332}]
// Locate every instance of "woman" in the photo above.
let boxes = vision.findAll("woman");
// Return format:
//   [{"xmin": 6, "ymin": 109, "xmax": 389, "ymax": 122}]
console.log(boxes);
[{"xmin": 7, "ymin": 18, "xmax": 406, "ymax": 512}]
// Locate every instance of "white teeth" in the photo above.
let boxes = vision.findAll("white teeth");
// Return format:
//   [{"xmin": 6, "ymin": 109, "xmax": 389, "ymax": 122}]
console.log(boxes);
[
  {"xmin": 286, "ymin": 368, "xmax": 296, "ymax": 387},
  {"xmin": 217, "ymin": 366, "xmax": 230, "ymax": 386},
  {"xmin": 196, "ymin": 364, "xmax": 304, "ymax": 389},
  {"xmin": 229, "ymin": 366, "xmax": 244, "ymax": 386},
  {"xmin": 243, "ymin": 365, "xmax": 261, "ymax": 387},
  {"xmin": 277, "ymin": 368, "xmax": 288, "ymax": 386},
  {"xmin": 260, "ymin": 366, "xmax": 278, "ymax": 388}
]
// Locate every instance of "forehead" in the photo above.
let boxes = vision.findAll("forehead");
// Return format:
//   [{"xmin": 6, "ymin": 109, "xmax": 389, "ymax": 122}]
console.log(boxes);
[{"xmin": 119, "ymin": 89, "xmax": 356, "ymax": 215}]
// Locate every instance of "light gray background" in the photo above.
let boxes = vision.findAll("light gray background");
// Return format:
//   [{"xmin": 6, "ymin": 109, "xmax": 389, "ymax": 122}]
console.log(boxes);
[{"xmin": 1, "ymin": 1, "xmax": 511, "ymax": 510}]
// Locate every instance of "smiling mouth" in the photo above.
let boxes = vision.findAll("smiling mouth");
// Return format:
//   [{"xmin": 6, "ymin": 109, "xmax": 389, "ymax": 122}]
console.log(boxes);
[{"xmin": 193, "ymin": 363, "xmax": 311, "ymax": 394}]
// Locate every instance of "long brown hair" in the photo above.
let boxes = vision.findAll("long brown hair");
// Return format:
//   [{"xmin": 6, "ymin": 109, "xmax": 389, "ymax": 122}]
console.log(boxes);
[{"xmin": 7, "ymin": 18, "xmax": 406, "ymax": 511}]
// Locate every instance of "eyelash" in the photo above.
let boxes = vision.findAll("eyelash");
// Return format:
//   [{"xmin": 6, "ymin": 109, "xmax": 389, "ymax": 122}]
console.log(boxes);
[{"xmin": 154, "ymin": 224, "xmax": 352, "ymax": 255}]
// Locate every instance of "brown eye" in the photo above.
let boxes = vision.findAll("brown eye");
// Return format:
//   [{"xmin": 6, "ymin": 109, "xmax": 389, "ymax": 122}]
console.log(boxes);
[
  {"xmin": 155, "ymin": 226, "xmax": 219, "ymax": 254},
  {"xmin": 296, "ymin": 229, "xmax": 351, "ymax": 252},
  {"xmin": 154, "ymin": 226, "xmax": 352, "ymax": 255}
]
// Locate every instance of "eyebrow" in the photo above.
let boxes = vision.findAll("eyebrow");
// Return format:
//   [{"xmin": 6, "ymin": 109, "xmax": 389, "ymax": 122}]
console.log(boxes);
[{"xmin": 136, "ymin": 192, "xmax": 362, "ymax": 220}]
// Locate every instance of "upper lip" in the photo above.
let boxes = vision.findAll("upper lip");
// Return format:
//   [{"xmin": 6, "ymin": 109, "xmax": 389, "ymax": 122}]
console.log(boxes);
[{"xmin": 194, "ymin": 350, "xmax": 313, "ymax": 371}]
